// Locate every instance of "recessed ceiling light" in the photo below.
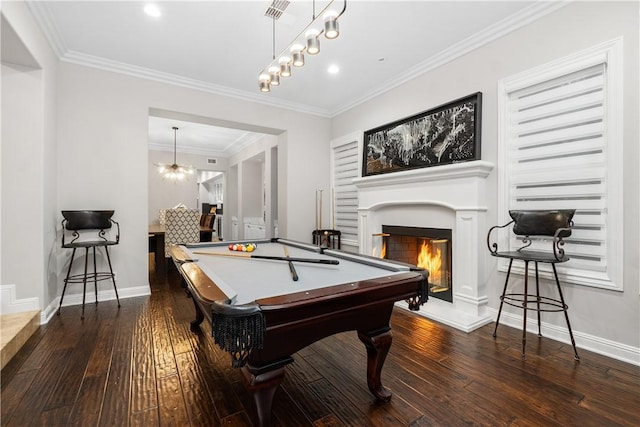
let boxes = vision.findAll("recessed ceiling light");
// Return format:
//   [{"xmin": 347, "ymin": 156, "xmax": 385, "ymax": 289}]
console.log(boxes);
[
  {"xmin": 328, "ymin": 64, "xmax": 340, "ymax": 74},
  {"xmin": 144, "ymin": 4, "xmax": 161, "ymax": 18}
]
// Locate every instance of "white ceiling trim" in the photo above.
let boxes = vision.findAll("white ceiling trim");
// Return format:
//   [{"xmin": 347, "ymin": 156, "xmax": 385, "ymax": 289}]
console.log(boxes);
[
  {"xmin": 26, "ymin": 1, "xmax": 66, "ymax": 58},
  {"xmin": 331, "ymin": 1, "xmax": 571, "ymax": 115},
  {"xmin": 148, "ymin": 143, "xmax": 227, "ymax": 158},
  {"xmin": 26, "ymin": 1, "xmax": 332, "ymax": 117},
  {"xmin": 149, "ymin": 131, "xmax": 264, "ymax": 158},
  {"xmin": 60, "ymin": 49, "xmax": 333, "ymax": 118},
  {"xmin": 28, "ymin": 1, "xmax": 569, "ymax": 119},
  {"xmin": 60, "ymin": 51, "xmax": 331, "ymax": 117}
]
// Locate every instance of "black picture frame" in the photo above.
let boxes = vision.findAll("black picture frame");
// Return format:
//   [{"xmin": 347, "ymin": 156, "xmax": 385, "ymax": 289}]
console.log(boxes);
[{"xmin": 362, "ymin": 92, "xmax": 482, "ymax": 177}]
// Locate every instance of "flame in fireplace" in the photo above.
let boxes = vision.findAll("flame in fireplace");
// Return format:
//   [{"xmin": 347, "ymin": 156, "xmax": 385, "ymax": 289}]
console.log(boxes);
[{"xmin": 417, "ymin": 240, "xmax": 442, "ymax": 284}]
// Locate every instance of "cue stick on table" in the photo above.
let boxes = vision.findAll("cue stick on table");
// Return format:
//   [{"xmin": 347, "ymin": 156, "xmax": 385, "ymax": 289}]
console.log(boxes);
[
  {"xmin": 283, "ymin": 246, "xmax": 298, "ymax": 281},
  {"xmin": 191, "ymin": 251, "xmax": 339, "ymax": 265}
]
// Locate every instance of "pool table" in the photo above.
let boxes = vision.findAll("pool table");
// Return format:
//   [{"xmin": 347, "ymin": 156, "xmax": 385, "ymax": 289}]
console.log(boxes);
[{"xmin": 171, "ymin": 238, "xmax": 429, "ymax": 426}]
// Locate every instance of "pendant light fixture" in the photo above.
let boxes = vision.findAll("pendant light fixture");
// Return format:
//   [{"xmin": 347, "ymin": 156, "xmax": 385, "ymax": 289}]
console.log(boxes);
[
  {"xmin": 258, "ymin": 0, "xmax": 347, "ymax": 92},
  {"xmin": 156, "ymin": 126, "xmax": 194, "ymax": 180}
]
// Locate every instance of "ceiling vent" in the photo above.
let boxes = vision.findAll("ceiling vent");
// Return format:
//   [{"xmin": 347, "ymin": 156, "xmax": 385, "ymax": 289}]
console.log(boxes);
[
  {"xmin": 207, "ymin": 158, "xmax": 217, "ymax": 164},
  {"xmin": 264, "ymin": 0, "xmax": 290, "ymax": 20}
]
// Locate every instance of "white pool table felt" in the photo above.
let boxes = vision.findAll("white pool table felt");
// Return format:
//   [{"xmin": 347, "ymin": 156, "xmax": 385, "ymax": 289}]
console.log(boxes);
[{"xmin": 181, "ymin": 242, "xmax": 410, "ymax": 305}]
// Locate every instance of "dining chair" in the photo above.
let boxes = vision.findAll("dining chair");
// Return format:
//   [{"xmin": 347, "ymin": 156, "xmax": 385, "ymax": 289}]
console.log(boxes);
[{"xmin": 164, "ymin": 208, "xmax": 200, "ymax": 257}]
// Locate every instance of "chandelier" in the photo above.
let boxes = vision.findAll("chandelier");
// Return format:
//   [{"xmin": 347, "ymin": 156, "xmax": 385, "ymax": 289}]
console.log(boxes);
[
  {"xmin": 156, "ymin": 126, "xmax": 194, "ymax": 180},
  {"xmin": 258, "ymin": 0, "xmax": 347, "ymax": 92}
]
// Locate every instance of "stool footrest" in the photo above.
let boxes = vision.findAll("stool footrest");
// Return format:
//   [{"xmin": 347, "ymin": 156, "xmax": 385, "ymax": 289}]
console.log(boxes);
[
  {"xmin": 64, "ymin": 271, "xmax": 115, "ymax": 284},
  {"xmin": 501, "ymin": 293, "xmax": 568, "ymax": 312}
]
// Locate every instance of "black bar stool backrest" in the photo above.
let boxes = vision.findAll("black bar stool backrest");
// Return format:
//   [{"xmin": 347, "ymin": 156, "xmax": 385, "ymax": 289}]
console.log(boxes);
[
  {"xmin": 509, "ymin": 209, "xmax": 575, "ymax": 238},
  {"xmin": 62, "ymin": 210, "xmax": 115, "ymax": 230},
  {"xmin": 61, "ymin": 210, "xmax": 119, "ymax": 247}
]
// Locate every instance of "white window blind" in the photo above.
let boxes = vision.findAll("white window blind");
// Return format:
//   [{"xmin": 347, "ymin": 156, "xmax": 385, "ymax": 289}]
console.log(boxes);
[
  {"xmin": 508, "ymin": 64, "xmax": 606, "ymax": 274},
  {"xmin": 500, "ymin": 38, "xmax": 623, "ymax": 291},
  {"xmin": 332, "ymin": 140, "xmax": 359, "ymax": 246}
]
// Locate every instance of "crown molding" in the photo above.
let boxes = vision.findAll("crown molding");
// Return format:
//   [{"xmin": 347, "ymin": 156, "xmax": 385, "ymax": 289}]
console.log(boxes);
[
  {"xmin": 28, "ymin": 0, "xmax": 570, "ymax": 119},
  {"xmin": 331, "ymin": 1, "xmax": 571, "ymax": 116},
  {"xmin": 148, "ymin": 143, "xmax": 227, "ymax": 158},
  {"xmin": 61, "ymin": 50, "xmax": 333, "ymax": 118},
  {"xmin": 149, "ymin": 130, "xmax": 263, "ymax": 158},
  {"xmin": 27, "ymin": 1, "xmax": 66, "ymax": 58}
]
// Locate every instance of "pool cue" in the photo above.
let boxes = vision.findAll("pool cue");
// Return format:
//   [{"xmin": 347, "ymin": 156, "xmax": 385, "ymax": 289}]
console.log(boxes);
[
  {"xmin": 331, "ymin": 187, "xmax": 335, "ymax": 230},
  {"xmin": 191, "ymin": 251, "xmax": 339, "ymax": 265},
  {"xmin": 283, "ymin": 246, "xmax": 298, "ymax": 281},
  {"xmin": 315, "ymin": 189, "xmax": 319, "ymax": 230},
  {"xmin": 318, "ymin": 189, "xmax": 323, "ymax": 229}
]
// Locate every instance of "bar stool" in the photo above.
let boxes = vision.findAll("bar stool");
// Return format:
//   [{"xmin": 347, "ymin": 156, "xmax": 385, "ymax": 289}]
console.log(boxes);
[
  {"xmin": 312, "ymin": 229, "xmax": 341, "ymax": 249},
  {"xmin": 487, "ymin": 209, "xmax": 579, "ymax": 361},
  {"xmin": 59, "ymin": 210, "xmax": 120, "ymax": 319}
]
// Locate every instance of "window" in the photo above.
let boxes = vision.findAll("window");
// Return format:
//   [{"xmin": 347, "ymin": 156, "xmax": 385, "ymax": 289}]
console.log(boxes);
[
  {"xmin": 498, "ymin": 38, "xmax": 623, "ymax": 291},
  {"xmin": 331, "ymin": 132, "xmax": 362, "ymax": 249}
]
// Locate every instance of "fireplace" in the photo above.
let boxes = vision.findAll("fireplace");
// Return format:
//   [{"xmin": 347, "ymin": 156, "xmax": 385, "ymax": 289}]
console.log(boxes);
[
  {"xmin": 381, "ymin": 225, "xmax": 452, "ymax": 303},
  {"xmin": 354, "ymin": 160, "xmax": 495, "ymax": 332}
]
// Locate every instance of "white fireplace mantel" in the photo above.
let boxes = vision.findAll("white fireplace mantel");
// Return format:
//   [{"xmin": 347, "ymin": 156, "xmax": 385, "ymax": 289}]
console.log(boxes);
[
  {"xmin": 354, "ymin": 160, "xmax": 495, "ymax": 332},
  {"xmin": 354, "ymin": 160, "xmax": 494, "ymax": 188}
]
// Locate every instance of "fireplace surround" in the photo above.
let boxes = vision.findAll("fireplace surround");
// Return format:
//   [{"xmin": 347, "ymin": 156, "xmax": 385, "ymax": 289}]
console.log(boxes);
[{"xmin": 353, "ymin": 160, "xmax": 494, "ymax": 332}]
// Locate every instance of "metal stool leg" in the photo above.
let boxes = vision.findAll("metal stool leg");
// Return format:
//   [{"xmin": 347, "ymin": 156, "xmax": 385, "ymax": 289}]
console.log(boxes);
[
  {"xmin": 93, "ymin": 247, "xmax": 98, "ymax": 305},
  {"xmin": 552, "ymin": 264, "xmax": 580, "ymax": 361},
  {"xmin": 534, "ymin": 262, "xmax": 542, "ymax": 337},
  {"xmin": 104, "ymin": 246, "xmax": 120, "ymax": 307},
  {"xmin": 81, "ymin": 247, "xmax": 89, "ymax": 319},
  {"xmin": 521, "ymin": 261, "xmax": 529, "ymax": 360},
  {"xmin": 493, "ymin": 258, "xmax": 513, "ymax": 338},
  {"xmin": 58, "ymin": 248, "xmax": 77, "ymax": 315}
]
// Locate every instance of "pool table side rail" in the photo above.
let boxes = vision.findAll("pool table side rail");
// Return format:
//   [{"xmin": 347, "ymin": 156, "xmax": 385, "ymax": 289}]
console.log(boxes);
[{"xmin": 255, "ymin": 271, "xmax": 425, "ymax": 308}]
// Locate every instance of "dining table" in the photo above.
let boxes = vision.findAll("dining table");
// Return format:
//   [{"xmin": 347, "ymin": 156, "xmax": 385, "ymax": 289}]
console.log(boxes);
[{"xmin": 148, "ymin": 224, "xmax": 214, "ymax": 278}]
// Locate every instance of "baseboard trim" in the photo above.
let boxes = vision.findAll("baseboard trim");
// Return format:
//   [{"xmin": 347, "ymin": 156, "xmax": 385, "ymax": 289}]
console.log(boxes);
[
  {"xmin": 0, "ymin": 284, "xmax": 39, "ymax": 315},
  {"xmin": 41, "ymin": 285, "xmax": 151, "ymax": 324},
  {"xmin": 487, "ymin": 308, "xmax": 640, "ymax": 366}
]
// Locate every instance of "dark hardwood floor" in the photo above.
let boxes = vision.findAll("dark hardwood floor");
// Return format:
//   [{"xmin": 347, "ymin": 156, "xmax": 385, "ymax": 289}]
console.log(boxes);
[{"xmin": 2, "ymin": 258, "xmax": 639, "ymax": 426}]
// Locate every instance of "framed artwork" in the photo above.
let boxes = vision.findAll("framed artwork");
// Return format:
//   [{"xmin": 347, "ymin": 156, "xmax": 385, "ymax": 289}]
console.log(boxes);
[{"xmin": 362, "ymin": 92, "xmax": 482, "ymax": 177}]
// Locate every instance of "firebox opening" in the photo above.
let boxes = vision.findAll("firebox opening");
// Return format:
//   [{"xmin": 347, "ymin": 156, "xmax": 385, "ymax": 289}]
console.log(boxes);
[{"xmin": 381, "ymin": 225, "xmax": 453, "ymax": 303}]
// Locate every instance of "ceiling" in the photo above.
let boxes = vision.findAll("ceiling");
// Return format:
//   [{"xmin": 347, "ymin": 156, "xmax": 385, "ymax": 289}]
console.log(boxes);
[
  {"xmin": 148, "ymin": 116, "xmax": 267, "ymax": 158},
  {"xmin": 21, "ymin": 0, "xmax": 563, "ymax": 157}
]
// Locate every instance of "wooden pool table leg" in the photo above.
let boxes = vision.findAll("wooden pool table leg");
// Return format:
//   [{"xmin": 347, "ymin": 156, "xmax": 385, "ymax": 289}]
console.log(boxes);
[
  {"xmin": 358, "ymin": 327, "xmax": 393, "ymax": 402},
  {"xmin": 241, "ymin": 360, "xmax": 291, "ymax": 427},
  {"xmin": 186, "ymin": 290, "xmax": 205, "ymax": 331}
]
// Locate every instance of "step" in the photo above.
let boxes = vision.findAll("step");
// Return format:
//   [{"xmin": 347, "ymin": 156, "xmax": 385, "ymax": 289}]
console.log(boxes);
[{"xmin": 1, "ymin": 310, "xmax": 40, "ymax": 369}]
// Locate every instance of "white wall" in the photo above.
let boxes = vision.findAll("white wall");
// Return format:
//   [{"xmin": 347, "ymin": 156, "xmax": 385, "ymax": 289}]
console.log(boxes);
[
  {"xmin": 1, "ymin": 63, "xmax": 44, "ymax": 304},
  {"xmin": 332, "ymin": 1, "xmax": 640, "ymax": 353},
  {"xmin": 227, "ymin": 134, "xmax": 280, "ymax": 238},
  {"xmin": 1, "ymin": 2, "xmax": 58, "ymax": 320},
  {"xmin": 55, "ymin": 61, "xmax": 330, "ymax": 306},
  {"xmin": 241, "ymin": 161, "xmax": 263, "ymax": 220}
]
